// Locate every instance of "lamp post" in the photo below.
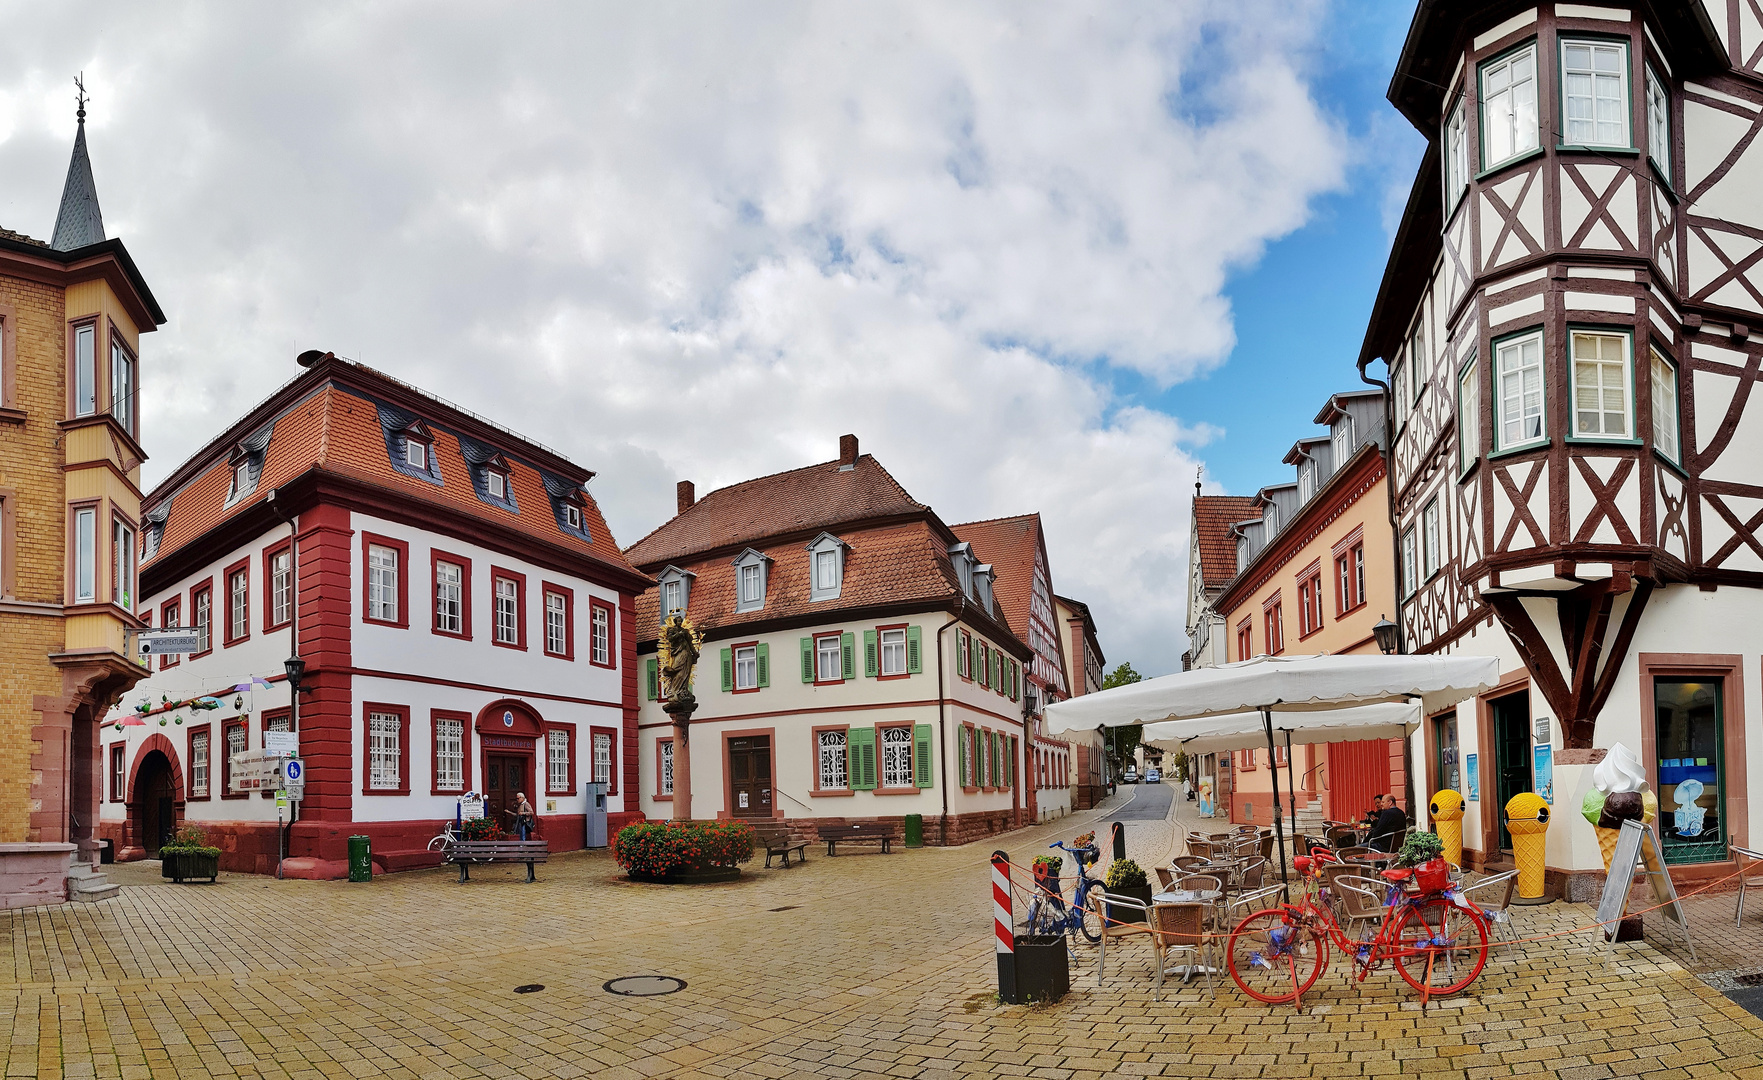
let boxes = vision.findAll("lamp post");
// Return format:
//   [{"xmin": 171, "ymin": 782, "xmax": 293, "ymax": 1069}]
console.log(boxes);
[
  {"xmin": 1372, "ymin": 617, "xmax": 1399, "ymax": 655},
  {"xmin": 283, "ymin": 654, "xmax": 307, "ymax": 694}
]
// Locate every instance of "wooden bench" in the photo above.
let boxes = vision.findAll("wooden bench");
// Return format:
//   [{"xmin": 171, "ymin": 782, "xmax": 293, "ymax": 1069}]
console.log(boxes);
[
  {"xmin": 824, "ymin": 823, "xmax": 894, "ymax": 857},
  {"xmin": 749, "ymin": 823, "xmax": 809, "ymax": 869},
  {"xmin": 447, "ymin": 839, "xmax": 549, "ymax": 882}
]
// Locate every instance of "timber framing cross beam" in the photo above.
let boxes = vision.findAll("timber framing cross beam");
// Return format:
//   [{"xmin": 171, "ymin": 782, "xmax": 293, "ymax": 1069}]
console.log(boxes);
[{"xmin": 1486, "ymin": 577, "xmax": 1654, "ymax": 749}]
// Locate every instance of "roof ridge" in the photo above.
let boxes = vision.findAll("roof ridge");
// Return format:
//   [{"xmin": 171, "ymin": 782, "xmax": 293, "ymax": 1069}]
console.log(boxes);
[{"xmin": 949, "ymin": 511, "xmax": 1039, "ymax": 530}]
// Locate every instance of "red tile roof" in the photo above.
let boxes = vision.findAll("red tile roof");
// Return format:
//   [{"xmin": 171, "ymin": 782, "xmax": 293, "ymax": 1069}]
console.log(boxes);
[
  {"xmin": 1194, "ymin": 496, "xmax": 1260, "ymax": 588},
  {"xmin": 948, "ymin": 514, "xmax": 1042, "ymax": 642},
  {"xmin": 632, "ymin": 519, "xmax": 970, "ymax": 636},
  {"xmin": 624, "ymin": 455, "xmax": 926, "ymax": 568},
  {"xmin": 142, "ymin": 364, "xmax": 640, "ymax": 585}
]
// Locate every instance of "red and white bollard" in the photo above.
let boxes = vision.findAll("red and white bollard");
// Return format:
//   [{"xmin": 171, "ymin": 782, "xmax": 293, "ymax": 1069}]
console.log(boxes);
[{"xmin": 992, "ymin": 850, "xmax": 1016, "ymax": 1002}]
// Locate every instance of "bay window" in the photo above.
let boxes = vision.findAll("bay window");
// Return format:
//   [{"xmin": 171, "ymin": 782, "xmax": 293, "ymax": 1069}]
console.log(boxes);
[
  {"xmin": 110, "ymin": 338, "xmax": 135, "ymax": 436},
  {"xmin": 1571, "ymin": 330, "xmax": 1632, "ymax": 439},
  {"xmin": 1561, "ymin": 39, "xmax": 1629, "ymax": 148},
  {"xmin": 74, "ymin": 323, "xmax": 96, "ymax": 417},
  {"xmin": 1458, "ymin": 357, "xmax": 1479, "ymax": 472},
  {"xmin": 73, "ymin": 507, "xmax": 96, "ymax": 602},
  {"xmin": 112, "ymin": 519, "xmax": 135, "ymax": 611},
  {"xmin": 1650, "ymin": 346, "xmax": 1681, "ymax": 463},
  {"xmin": 1496, "ymin": 330, "xmax": 1546, "ymax": 449},
  {"xmin": 1481, "ymin": 44, "xmax": 1539, "ymax": 168},
  {"xmin": 1647, "ymin": 66, "xmax": 1671, "ymax": 181}
]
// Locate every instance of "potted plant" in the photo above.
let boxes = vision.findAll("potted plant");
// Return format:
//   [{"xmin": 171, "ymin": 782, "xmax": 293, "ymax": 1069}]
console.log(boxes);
[
  {"xmin": 1004, "ymin": 930, "xmax": 1070, "ymax": 1004},
  {"xmin": 1396, "ymin": 831, "xmax": 1450, "ymax": 893},
  {"xmin": 460, "ymin": 817, "xmax": 502, "ymax": 841},
  {"xmin": 159, "ymin": 824, "xmax": 221, "ymax": 884},
  {"xmin": 614, "ymin": 820, "xmax": 755, "ymax": 883},
  {"xmin": 1104, "ymin": 857, "xmax": 1152, "ymax": 924},
  {"xmin": 1031, "ymin": 854, "xmax": 1063, "ymax": 897}
]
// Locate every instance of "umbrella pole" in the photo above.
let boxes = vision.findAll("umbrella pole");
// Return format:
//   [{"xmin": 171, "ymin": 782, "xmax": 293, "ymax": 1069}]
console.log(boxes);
[
  {"xmin": 1264, "ymin": 708, "xmax": 1289, "ymax": 897},
  {"xmin": 1286, "ymin": 730, "xmax": 1299, "ymax": 849}
]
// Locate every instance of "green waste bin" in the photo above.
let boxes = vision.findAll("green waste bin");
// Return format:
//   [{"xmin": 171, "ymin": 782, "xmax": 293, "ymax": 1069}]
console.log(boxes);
[
  {"xmin": 904, "ymin": 813, "xmax": 923, "ymax": 848},
  {"xmin": 347, "ymin": 835, "xmax": 372, "ymax": 882}
]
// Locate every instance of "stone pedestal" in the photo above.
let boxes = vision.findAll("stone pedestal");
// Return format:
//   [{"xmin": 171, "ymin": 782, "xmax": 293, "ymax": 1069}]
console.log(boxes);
[{"xmin": 0, "ymin": 843, "xmax": 76, "ymax": 909}]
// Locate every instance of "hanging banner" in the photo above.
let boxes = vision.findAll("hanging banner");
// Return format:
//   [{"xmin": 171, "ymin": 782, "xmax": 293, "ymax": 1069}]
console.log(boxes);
[
  {"xmin": 1466, "ymin": 753, "xmax": 1479, "ymax": 801},
  {"xmin": 1534, "ymin": 743, "xmax": 1555, "ymax": 804}
]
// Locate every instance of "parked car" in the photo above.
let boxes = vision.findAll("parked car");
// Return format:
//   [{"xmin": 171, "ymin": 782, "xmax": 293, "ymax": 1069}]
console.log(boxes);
[
  {"xmin": 1122, "ymin": 767, "xmax": 1138, "ymax": 784},
  {"xmin": 1144, "ymin": 768, "xmax": 1161, "ymax": 783}
]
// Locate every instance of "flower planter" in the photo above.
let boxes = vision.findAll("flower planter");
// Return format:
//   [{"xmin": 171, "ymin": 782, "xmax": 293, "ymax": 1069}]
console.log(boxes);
[
  {"xmin": 1003, "ymin": 934, "xmax": 1069, "ymax": 1004},
  {"xmin": 1413, "ymin": 858, "xmax": 1451, "ymax": 894},
  {"xmin": 614, "ymin": 820, "xmax": 755, "ymax": 883},
  {"xmin": 1105, "ymin": 882, "xmax": 1153, "ymax": 924},
  {"xmin": 161, "ymin": 850, "xmax": 219, "ymax": 883}
]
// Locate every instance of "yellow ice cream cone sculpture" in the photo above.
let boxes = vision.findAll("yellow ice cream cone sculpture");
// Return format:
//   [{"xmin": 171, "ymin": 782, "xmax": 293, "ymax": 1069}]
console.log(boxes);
[
  {"xmin": 1504, "ymin": 792, "xmax": 1550, "ymax": 900},
  {"xmin": 1430, "ymin": 789, "xmax": 1466, "ymax": 867},
  {"xmin": 1596, "ymin": 826, "xmax": 1622, "ymax": 871}
]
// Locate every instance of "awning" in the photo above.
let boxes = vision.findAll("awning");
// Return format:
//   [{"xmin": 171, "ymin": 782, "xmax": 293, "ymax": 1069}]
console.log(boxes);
[{"xmin": 1140, "ymin": 701, "xmax": 1422, "ymax": 757}]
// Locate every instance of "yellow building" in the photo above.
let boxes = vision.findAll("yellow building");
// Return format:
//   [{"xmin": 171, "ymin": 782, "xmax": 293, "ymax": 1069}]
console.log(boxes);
[
  {"xmin": 1214, "ymin": 391, "xmax": 1405, "ymax": 830},
  {"xmin": 0, "ymin": 107, "xmax": 163, "ymax": 906}
]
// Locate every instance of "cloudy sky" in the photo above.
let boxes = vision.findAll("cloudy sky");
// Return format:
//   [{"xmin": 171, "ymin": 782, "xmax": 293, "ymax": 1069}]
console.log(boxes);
[{"xmin": 0, "ymin": 2, "xmax": 1423, "ymax": 676}]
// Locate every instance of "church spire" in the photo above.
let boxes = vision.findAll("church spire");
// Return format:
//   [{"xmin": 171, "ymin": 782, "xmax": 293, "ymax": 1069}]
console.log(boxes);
[{"xmin": 50, "ymin": 74, "xmax": 105, "ymax": 252}]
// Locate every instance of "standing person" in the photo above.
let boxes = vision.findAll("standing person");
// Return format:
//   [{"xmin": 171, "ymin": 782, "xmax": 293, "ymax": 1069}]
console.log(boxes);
[{"xmin": 514, "ymin": 792, "xmax": 535, "ymax": 841}]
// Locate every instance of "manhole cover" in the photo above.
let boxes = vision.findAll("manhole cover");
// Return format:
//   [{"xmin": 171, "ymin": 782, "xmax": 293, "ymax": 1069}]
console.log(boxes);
[
  {"xmin": 604, "ymin": 975, "xmax": 687, "ymax": 996},
  {"xmin": 513, "ymin": 984, "xmax": 544, "ymax": 994},
  {"xmin": 1736, "ymin": 973, "xmax": 1763, "ymax": 987}
]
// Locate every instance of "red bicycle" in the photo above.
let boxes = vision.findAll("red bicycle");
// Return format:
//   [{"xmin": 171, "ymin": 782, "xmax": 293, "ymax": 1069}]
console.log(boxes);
[{"xmin": 1224, "ymin": 849, "xmax": 1490, "ymax": 1005}]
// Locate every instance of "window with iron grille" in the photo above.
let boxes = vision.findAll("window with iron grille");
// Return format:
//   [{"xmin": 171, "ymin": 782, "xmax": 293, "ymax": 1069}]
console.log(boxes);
[
  {"xmin": 191, "ymin": 732, "xmax": 209, "ymax": 798},
  {"xmin": 368, "ymin": 712, "xmax": 400, "ymax": 789},
  {"xmin": 548, "ymin": 729, "xmax": 569, "ymax": 791},
  {"xmin": 435, "ymin": 718, "xmax": 464, "ymax": 791},
  {"xmin": 881, "ymin": 726, "xmax": 913, "ymax": 788},
  {"xmin": 593, "ymin": 732, "xmax": 612, "ymax": 786},
  {"xmin": 818, "ymin": 729, "xmax": 848, "ymax": 790}
]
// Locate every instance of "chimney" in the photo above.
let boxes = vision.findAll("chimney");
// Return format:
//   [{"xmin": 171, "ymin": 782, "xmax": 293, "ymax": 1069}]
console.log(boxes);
[
  {"xmin": 676, "ymin": 480, "xmax": 695, "ymax": 514},
  {"xmin": 839, "ymin": 434, "xmax": 858, "ymax": 467}
]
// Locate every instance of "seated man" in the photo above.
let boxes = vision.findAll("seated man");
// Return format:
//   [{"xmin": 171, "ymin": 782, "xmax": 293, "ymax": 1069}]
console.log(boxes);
[{"xmin": 1365, "ymin": 795, "xmax": 1408, "ymax": 853}]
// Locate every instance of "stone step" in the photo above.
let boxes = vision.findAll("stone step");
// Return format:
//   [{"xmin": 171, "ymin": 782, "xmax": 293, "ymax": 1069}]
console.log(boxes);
[{"xmin": 67, "ymin": 866, "xmax": 119, "ymax": 903}]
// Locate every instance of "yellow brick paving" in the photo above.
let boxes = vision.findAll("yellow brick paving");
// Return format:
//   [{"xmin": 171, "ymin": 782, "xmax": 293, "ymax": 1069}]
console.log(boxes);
[{"xmin": 1, "ymin": 790, "xmax": 1760, "ymax": 1079}]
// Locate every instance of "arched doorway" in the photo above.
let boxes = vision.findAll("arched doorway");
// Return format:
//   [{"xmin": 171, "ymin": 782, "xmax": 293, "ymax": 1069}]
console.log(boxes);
[
  {"xmin": 134, "ymin": 751, "xmax": 177, "ymax": 856},
  {"xmin": 476, "ymin": 701, "xmax": 545, "ymax": 833}
]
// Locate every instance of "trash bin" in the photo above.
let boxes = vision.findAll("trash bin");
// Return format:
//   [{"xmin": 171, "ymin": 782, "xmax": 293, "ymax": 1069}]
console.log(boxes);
[
  {"xmin": 99, "ymin": 839, "xmax": 114, "ymax": 865},
  {"xmin": 347, "ymin": 835, "xmax": 372, "ymax": 882},
  {"xmin": 904, "ymin": 813, "xmax": 923, "ymax": 848},
  {"xmin": 584, "ymin": 782, "xmax": 608, "ymax": 849}
]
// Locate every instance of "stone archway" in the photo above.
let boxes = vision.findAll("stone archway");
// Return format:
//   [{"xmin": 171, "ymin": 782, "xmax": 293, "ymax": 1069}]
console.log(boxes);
[{"xmin": 125, "ymin": 734, "xmax": 185, "ymax": 858}]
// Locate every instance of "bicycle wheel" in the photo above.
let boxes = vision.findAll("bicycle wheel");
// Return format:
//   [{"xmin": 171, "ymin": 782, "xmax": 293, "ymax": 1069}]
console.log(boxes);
[
  {"xmin": 1391, "ymin": 898, "xmax": 1488, "ymax": 997},
  {"xmin": 1226, "ymin": 907, "xmax": 1327, "ymax": 1004},
  {"xmin": 1022, "ymin": 897, "xmax": 1046, "ymax": 936},
  {"xmin": 1075, "ymin": 882, "xmax": 1103, "ymax": 943}
]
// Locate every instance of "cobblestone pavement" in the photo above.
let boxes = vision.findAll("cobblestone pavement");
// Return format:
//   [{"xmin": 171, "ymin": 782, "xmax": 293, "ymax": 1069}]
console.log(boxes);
[{"xmin": 2, "ymin": 786, "xmax": 1760, "ymax": 1079}]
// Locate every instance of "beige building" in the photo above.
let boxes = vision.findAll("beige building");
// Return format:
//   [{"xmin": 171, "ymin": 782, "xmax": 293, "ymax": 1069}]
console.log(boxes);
[
  {"xmin": 1052, "ymin": 593, "xmax": 1107, "ymax": 809},
  {"xmin": 0, "ymin": 110, "xmax": 164, "ymax": 905}
]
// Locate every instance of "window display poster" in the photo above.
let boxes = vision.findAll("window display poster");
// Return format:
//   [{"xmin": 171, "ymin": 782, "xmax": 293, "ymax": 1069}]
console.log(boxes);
[
  {"xmin": 1534, "ymin": 743, "xmax": 1554, "ymax": 804},
  {"xmin": 1466, "ymin": 754, "xmax": 1479, "ymax": 801}
]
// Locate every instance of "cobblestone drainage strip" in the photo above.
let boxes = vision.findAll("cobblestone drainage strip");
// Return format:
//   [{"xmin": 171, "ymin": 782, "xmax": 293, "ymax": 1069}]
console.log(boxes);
[
  {"xmin": 1697, "ymin": 969, "xmax": 1763, "ymax": 991},
  {"xmin": 605, "ymin": 975, "xmax": 687, "ymax": 996}
]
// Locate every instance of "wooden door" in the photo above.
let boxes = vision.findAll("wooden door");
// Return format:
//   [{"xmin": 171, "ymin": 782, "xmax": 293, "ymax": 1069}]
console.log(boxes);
[
  {"xmin": 486, "ymin": 754, "xmax": 531, "ymax": 828},
  {"xmin": 727, "ymin": 736, "xmax": 772, "ymax": 817},
  {"xmin": 1491, "ymin": 692, "xmax": 1532, "ymax": 853}
]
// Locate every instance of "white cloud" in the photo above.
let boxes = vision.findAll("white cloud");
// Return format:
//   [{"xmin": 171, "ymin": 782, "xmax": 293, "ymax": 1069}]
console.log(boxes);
[{"xmin": 0, "ymin": 1, "xmax": 1347, "ymax": 674}]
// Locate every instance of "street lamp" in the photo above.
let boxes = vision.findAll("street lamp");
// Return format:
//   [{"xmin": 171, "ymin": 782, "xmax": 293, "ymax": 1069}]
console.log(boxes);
[
  {"xmin": 284, "ymin": 654, "xmax": 310, "ymax": 694},
  {"xmin": 1372, "ymin": 617, "xmax": 1399, "ymax": 655}
]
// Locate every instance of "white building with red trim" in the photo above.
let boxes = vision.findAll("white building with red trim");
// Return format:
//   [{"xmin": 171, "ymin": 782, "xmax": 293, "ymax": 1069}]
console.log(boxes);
[{"xmin": 99, "ymin": 353, "xmax": 649, "ymax": 876}]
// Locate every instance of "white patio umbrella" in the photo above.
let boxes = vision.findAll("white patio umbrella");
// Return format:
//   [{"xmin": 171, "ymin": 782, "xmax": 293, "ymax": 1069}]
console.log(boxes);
[
  {"xmin": 1043, "ymin": 654, "xmax": 1501, "ymax": 886},
  {"xmin": 1140, "ymin": 701, "xmax": 1422, "ymax": 757}
]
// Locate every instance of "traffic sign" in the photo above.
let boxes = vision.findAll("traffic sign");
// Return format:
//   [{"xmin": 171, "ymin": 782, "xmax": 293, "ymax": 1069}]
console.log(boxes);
[
  {"xmin": 281, "ymin": 758, "xmax": 304, "ymax": 799},
  {"xmin": 264, "ymin": 730, "xmax": 298, "ymax": 755}
]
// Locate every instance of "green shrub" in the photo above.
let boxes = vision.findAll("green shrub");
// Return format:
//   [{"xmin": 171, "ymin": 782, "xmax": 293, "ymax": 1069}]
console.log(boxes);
[
  {"xmin": 1395, "ymin": 830, "xmax": 1444, "ymax": 869},
  {"xmin": 1105, "ymin": 858, "xmax": 1147, "ymax": 890},
  {"xmin": 159, "ymin": 823, "xmax": 221, "ymax": 858},
  {"xmin": 614, "ymin": 820, "xmax": 755, "ymax": 877}
]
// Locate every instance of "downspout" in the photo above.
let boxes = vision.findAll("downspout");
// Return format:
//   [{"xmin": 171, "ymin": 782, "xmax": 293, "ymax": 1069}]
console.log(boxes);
[
  {"xmin": 267, "ymin": 488, "xmax": 299, "ymax": 834},
  {"xmin": 936, "ymin": 599, "xmax": 964, "ymax": 846},
  {"xmin": 1357, "ymin": 356, "xmax": 1418, "ymax": 816}
]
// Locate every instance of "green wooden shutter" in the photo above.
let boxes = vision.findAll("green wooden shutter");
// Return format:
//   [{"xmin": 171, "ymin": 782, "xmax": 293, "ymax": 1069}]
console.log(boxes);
[
  {"xmin": 848, "ymin": 727, "xmax": 877, "ymax": 790},
  {"xmin": 800, "ymin": 637, "xmax": 814, "ymax": 683},
  {"xmin": 841, "ymin": 632, "xmax": 856, "ymax": 680},
  {"xmin": 645, "ymin": 657, "xmax": 659, "ymax": 700},
  {"xmin": 977, "ymin": 644, "xmax": 987, "ymax": 687},
  {"xmin": 756, "ymin": 643, "xmax": 770, "ymax": 687},
  {"xmin": 863, "ymin": 630, "xmax": 878, "ymax": 677},
  {"xmin": 958, "ymin": 727, "xmax": 968, "ymax": 786},
  {"xmin": 914, "ymin": 724, "xmax": 934, "ymax": 788},
  {"xmin": 993, "ymin": 651, "xmax": 1003, "ymax": 692},
  {"xmin": 720, "ymin": 648, "xmax": 733, "ymax": 692},
  {"xmin": 1009, "ymin": 659, "xmax": 1019, "ymax": 701},
  {"xmin": 906, "ymin": 626, "xmax": 921, "ymax": 673},
  {"xmin": 957, "ymin": 633, "xmax": 968, "ymax": 677}
]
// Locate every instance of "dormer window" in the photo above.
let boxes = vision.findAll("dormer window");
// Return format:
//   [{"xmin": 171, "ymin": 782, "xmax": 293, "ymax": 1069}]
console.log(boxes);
[
  {"xmin": 947, "ymin": 541, "xmax": 975, "ymax": 598},
  {"xmin": 656, "ymin": 565, "xmax": 695, "ymax": 624},
  {"xmin": 732, "ymin": 548, "xmax": 771, "ymax": 613},
  {"xmin": 486, "ymin": 469, "xmax": 506, "ymax": 499},
  {"xmin": 405, "ymin": 438, "xmax": 427, "ymax": 470},
  {"xmin": 1333, "ymin": 417, "xmax": 1353, "ymax": 466},
  {"xmin": 1297, "ymin": 460, "xmax": 1315, "ymax": 503},
  {"xmin": 378, "ymin": 407, "xmax": 443, "ymax": 486},
  {"xmin": 223, "ymin": 421, "xmax": 274, "ymax": 506},
  {"xmin": 232, "ymin": 460, "xmax": 251, "ymax": 495},
  {"xmin": 973, "ymin": 564, "xmax": 995, "ymax": 616},
  {"xmin": 806, "ymin": 533, "xmax": 848, "ymax": 602},
  {"xmin": 540, "ymin": 473, "xmax": 593, "ymax": 540},
  {"xmin": 565, "ymin": 504, "xmax": 582, "ymax": 529}
]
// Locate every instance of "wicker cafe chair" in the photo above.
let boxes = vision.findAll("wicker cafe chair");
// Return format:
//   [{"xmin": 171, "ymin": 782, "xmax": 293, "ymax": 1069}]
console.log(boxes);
[
  {"xmin": 1331, "ymin": 873, "xmax": 1390, "ymax": 990},
  {"xmin": 1259, "ymin": 831, "xmax": 1276, "ymax": 862},
  {"xmin": 1458, "ymin": 869, "xmax": 1521, "ymax": 946},
  {"xmin": 1172, "ymin": 856, "xmax": 1211, "ymax": 873},
  {"xmin": 1209, "ymin": 833, "xmax": 1234, "ymax": 842},
  {"xmin": 1090, "ymin": 890, "xmax": 1155, "ymax": 982},
  {"xmin": 1237, "ymin": 857, "xmax": 1267, "ymax": 890},
  {"xmin": 1233, "ymin": 836, "xmax": 1260, "ymax": 859},
  {"xmin": 1150, "ymin": 901, "xmax": 1214, "ymax": 999},
  {"xmin": 1155, "ymin": 866, "xmax": 1177, "ymax": 891},
  {"xmin": 1177, "ymin": 874, "xmax": 1223, "ymax": 894},
  {"xmin": 1223, "ymin": 883, "xmax": 1286, "ymax": 932},
  {"xmin": 1188, "ymin": 839, "xmax": 1215, "ymax": 861},
  {"xmin": 1337, "ymin": 846, "xmax": 1373, "ymax": 860},
  {"xmin": 1733, "ymin": 847, "xmax": 1763, "ymax": 928}
]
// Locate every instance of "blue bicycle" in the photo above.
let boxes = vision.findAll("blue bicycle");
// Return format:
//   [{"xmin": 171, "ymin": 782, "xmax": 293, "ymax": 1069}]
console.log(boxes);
[{"xmin": 1022, "ymin": 837, "xmax": 1105, "ymax": 943}]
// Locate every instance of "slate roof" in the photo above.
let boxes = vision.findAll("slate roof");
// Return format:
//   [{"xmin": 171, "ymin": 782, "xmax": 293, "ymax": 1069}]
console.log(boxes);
[
  {"xmin": 948, "ymin": 514, "xmax": 1042, "ymax": 643},
  {"xmin": 624, "ymin": 455, "xmax": 926, "ymax": 568},
  {"xmin": 51, "ymin": 121, "xmax": 105, "ymax": 251},
  {"xmin": 141, "ymin": 360, "xmax": 640, "ymax": 585},
  {"xmin": 1193, "ymin": 496, "xmax": 1260, "ymax": 588}
]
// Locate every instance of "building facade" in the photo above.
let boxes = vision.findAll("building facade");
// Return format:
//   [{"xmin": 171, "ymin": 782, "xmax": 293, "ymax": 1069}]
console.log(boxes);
[
  {"xmin": 99, "ymin": 354, "xmax": 648, "ymax": 875},
  {"xmin": 1185, "ymin": 492, "xmax": 1260, "ymax": 671},
  {"xmin": 628, "ymin": 436, "xmax": 1035, "ymax": 846},
  {"xmin": 1054, "ymin": 593, "xmax": 1109, "ymax": 810},
  {"xmin": 0, "ymin": 113, "xmax": 164, "ymax": 906},
  {"xmin": 1372, "ymin": 0, "xmax": 1763, "ymax": 894},
  {"xmin": 1212, "ymin": 390, "xmax": 1404, "ymax": 828},
  {"xmin": 950, "ymin": 514, "xmax": 1076, "ymax": 822}
]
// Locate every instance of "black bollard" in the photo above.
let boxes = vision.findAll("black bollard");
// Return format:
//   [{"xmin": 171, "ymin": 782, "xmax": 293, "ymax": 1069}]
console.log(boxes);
[{"xmin": 1111, "ymin": 821, "xmax": 1125, "ymax": 862}]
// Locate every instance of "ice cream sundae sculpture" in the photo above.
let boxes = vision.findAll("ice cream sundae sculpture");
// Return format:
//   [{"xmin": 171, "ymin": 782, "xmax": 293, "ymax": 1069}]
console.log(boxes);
[{"xmin": 1579, "ymin": 743, "xmax": 1658, "ymax": 871}]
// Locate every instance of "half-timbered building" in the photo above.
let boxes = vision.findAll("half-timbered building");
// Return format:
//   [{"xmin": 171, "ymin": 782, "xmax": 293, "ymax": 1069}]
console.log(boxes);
[
  {"xmin": 99, "ymin": 353, "xmax": 648, "ymax": 875},
  {"xmin": 1369, "ymin": 0, "xmax": 1763, "ymax": 895},
  {"xmin": 627, "ymin": 436, "xmax": 1035, "ymax": 846}
]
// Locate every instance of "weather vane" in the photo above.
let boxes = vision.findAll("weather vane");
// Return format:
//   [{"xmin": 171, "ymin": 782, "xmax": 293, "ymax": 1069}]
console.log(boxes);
[{"xmin": 75, "ymin": 73, "xmax": 88, "ymax": 123}]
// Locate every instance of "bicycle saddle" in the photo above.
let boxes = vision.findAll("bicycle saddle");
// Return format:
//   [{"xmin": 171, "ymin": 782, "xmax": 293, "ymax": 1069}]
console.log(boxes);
[{"xmin": 1380, "ymin": 868, "xmax": 1412, "ymax": 882}]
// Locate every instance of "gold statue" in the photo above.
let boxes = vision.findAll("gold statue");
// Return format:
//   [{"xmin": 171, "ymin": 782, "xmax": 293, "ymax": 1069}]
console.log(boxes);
[{"xmin": 658, "ymin": 614, "xmax": 703, "ymax": 703}]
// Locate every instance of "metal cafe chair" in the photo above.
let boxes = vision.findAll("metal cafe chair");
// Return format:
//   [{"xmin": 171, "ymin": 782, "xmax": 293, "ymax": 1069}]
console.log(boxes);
[
  {"xmin": 1090, "ymin": 890, "xmax": 1155, "ymax": 982},
  {"xmin": 1733, "ymin": 846, "xmax": 1763, "ymax": 928},
  {"xmin": 1150, "ymin": 901, "xmax": 1213, "ymax": 1000}
]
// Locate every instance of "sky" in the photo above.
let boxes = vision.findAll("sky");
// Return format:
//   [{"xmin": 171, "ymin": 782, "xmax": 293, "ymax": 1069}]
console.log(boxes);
[{"xmin": 0, "ymin": 1, "xmax": 1425, "ymax": 678}]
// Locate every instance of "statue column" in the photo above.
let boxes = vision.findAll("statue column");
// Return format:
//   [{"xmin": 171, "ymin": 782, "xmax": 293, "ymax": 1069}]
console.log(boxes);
[{"xmin": 665, "ymin": 696, "xmax": 696, "ymax": 822}]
